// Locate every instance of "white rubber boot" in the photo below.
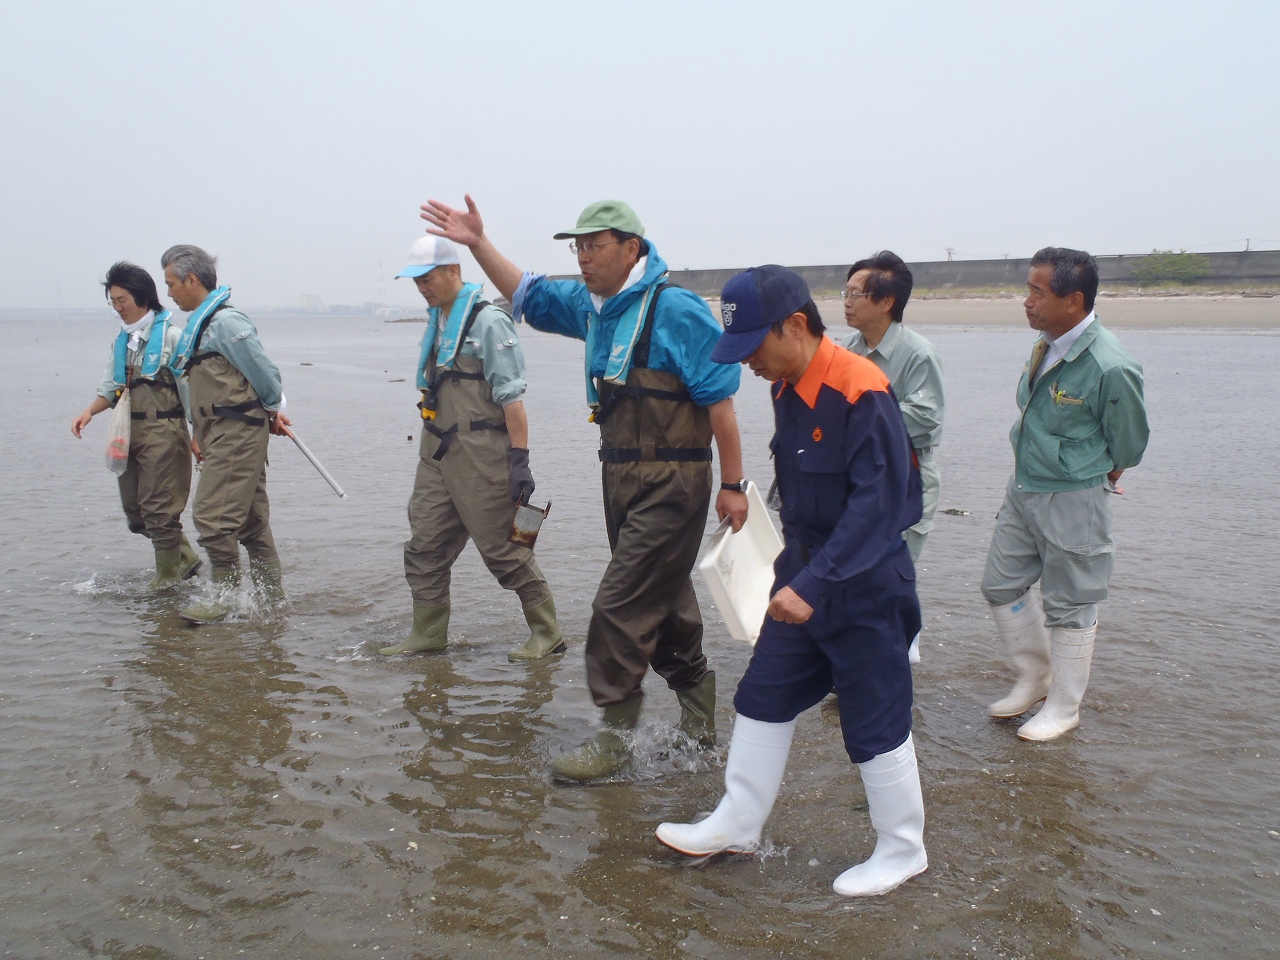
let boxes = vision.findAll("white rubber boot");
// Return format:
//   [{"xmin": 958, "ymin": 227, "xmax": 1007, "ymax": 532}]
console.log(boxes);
[
  {"xmin": 1017, "ymin": 623, "xmax": 1096, "ymax": 741},
  {"xmin": 907, "ymin": 632, "xmax": 921, "ymax": 665},
  {"xmin": 833, "ymin": 733, "xmax": 928, "ymax": 897},
  {"xmin": 987, "ymin": 591, "xmax": 1052, "ymax": 718},
  {"xmin": 655, "ymin": 715, "xmax": 795, "ymax": 856}
]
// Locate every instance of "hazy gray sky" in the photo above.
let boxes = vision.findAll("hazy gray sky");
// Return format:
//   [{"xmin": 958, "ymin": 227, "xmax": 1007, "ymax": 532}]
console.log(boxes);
[{"xmin": 2, "ymin": 0, "xmax": 1277, "ymax": 309}]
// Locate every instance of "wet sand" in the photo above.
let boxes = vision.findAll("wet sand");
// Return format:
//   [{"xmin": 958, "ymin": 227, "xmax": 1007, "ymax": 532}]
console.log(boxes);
[{"xmin": 2, "ymin": 307, "xmax": 1278, "ymax": 958}]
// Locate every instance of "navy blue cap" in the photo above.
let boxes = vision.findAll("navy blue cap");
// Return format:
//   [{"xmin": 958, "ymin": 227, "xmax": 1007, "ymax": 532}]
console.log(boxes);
[{"xmin": 710, "ymin": 265, "xmax": 812, "ymax": 364}]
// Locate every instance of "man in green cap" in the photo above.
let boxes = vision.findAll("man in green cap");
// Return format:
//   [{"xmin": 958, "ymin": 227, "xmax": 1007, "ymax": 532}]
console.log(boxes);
[{"xmin": 421, "ymin": 195, "xmax": 748, "ymax": 782}]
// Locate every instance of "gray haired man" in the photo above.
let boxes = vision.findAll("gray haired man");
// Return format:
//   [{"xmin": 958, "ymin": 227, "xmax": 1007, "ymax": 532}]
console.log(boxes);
[{"xmin": 162, "ymin": 244, "xmax": 292, "ymax": 623}]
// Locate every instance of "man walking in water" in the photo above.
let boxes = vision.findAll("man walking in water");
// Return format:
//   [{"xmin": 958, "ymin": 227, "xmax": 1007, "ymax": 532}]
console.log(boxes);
[
  {"xmin": 378, "ymin": 234, "xmax": 564, "ymax": 661},
  {"xmin": 981, "ymin": 247, "xmax": 1149, "ymax": 740},
  {"xmin": 421, "ymin": 196, "xmax": 748, "ymax": 782},
  {"xmin": 657, "ymin": 265, "xmax": 926, "ymax": 897},
  {"xmin": 163, "ymin": 244, "xmax": 292, "ymax": 623}
]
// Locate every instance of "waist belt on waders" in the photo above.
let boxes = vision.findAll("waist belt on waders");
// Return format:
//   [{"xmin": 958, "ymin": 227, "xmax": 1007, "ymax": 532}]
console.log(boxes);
[
  {"xmin": 126, "ymin": 373, "xmax": 184, "ymax": 420},
  {"xmin": 131, "ymin": 407, "xmax": 185, "ymax": 421},
  {"xmin": 424, "ymin": 418, "xmax": 507, "ymax": 461},
  {"xmin": 199, "ymin": 398, "xmax": 266, "ymax": 427},
  {"xmin": 598, "ymin": 445, "xmax": 712, "ymax": 464}
]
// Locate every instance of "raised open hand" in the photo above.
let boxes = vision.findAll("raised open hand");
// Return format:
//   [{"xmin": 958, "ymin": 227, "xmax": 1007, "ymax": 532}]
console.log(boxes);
[{"xmin": 420, "ymin": 194, "xmax": 484, "ymax": 247}]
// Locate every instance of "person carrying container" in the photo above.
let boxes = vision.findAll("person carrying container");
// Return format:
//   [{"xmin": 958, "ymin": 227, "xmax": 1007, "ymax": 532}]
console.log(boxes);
[
  {"xmin": 420, "ymin": 196, "xmax": 748, "ymax": 782},
  {"xmin": 981, "ymin": 247, "xmax": 1149, "ymax": 741},
  {"xmin": 71, "ymin": 261, "xmax": 200, "ymax": 589},
  {"xmin": 657, "ymin": 265, "xmax": 928, "ymax": 898},
  {"xmin": 841, "ymin": 250, "xmax": 944, "ymax": 663},
  {"xmin": 162, "ymin": 244, "xmax": 291, "ymax": 623},
  {"xmin": 378, "ymin": 235, "xmax": 564, "ymax": 661}
]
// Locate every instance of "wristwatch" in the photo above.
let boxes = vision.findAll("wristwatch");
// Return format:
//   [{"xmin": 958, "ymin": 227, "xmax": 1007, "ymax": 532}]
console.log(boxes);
[{"xmin": 720, "ymin": 479, "xmax": 748, "ymax": 493}]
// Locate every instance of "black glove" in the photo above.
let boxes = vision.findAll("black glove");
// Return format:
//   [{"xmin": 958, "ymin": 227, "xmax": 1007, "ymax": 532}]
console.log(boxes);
[{"xmin": 508, "ymin": 447, "xmax": 535, "ymax": 504}]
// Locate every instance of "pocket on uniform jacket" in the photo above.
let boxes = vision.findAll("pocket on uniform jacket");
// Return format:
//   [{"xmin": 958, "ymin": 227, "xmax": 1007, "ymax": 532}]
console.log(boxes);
[{"xmin": 797, "ymin": 446, "xmax": 848, "ymax": 527}]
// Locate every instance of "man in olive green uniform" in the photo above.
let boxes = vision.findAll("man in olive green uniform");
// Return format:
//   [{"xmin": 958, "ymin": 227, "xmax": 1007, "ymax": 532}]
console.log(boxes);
[
  {"xmin": 379, "ymin": 235, "xmax": 563, "ymax": 661},
  {"xmin": 982, "ymin": 247, "xmax": 1149, "ymax": 741},
  {"xmin": 162, "ymin": 244, "xmax": 292, "ymax": 623},
  {"xmin": 71, "ymin": 261, "xmax": 199, "ymax": 589}
]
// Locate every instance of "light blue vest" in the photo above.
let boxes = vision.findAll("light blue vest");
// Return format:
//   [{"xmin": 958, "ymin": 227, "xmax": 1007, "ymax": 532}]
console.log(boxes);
[
  {"xmin": 112, "ymin": 311, "xmax": 172, "ymax": 386},
  {"xmin": 416, "ymin": 283, "xmax": 485, "ymax": 389},
  {"xmin": 584, "ymin": 276, "xmax": 667, "ymax": 408},
  {"xmin": 171, "ymin": 286, "xmax": 232, "ymax": 372}
]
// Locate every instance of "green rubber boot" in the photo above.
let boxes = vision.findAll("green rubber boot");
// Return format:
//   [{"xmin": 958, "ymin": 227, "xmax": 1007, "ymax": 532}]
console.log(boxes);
[
  {"xmin": 147, "ymin": 536, "xmax": 203, "ymax": 591},
  {"xmin": 179, "ymin": 567, "xmax": 240, "ymax": 624},
  {"xmin": 675, "ymin": 671, "xmax": 717, "ymax": 749},
  {"xmin": 509, "ymin": 596, "xmax": 567, "ymax": 662},
  {"xmin": 249, "ymin": 556, "xmax": 286, "ymax": 605},
  {"xmin": 551, "ymin": 699, "xmax": 642, "ymax": 783},
  {"xmin": 379, "ymin": 602, "xmax": 450, "ymax": 655}
]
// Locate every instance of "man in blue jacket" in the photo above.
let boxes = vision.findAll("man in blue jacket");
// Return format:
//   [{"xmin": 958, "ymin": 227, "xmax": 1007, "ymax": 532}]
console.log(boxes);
[
  {"xmin": 982, "ymin": 247, "xmax": 1149, "ymax": 741},
  {"xmin": 420, "ymin": 196, "xmax": 748, "ymax": 781}
]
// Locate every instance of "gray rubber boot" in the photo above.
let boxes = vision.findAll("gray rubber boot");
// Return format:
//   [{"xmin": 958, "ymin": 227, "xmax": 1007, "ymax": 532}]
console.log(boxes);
[
  {"xmin": 509, "ymin": 596, "xmax": 567, "ymax": 662},
  {"xmin": 551, "ymin": 699, "xmax": 642, "ymax": 783},
  {"xmin": 675, "ymin": 671, "xmax": 717, "ymax": 748},
  {"xmin": 379, "ymin": 602, "xmax": 450, "ymax": 656},
  {"xmin": 179, "ymin": 567, "xmax": 240, "ymax": 624}
]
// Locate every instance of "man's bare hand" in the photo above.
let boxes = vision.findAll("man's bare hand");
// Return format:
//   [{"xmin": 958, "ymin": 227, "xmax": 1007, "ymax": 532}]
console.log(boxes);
[
  {"xmin": 716, "ymin": 489, "xmax": 748, "ymax": 532},
  {"xmin": 766, "ymin": 586, "xmax": 814, "ymax": 625},
  {"xmin": 1106, "ymin": 468, "xmax": 1126, "ymax": 495},
  {"xmin": 270, "ymin": 411, "xmax": 294, "ymax": 438},
  {"xmin": 190, "ymin": 437, "xmax": 202, "ymax": 463},
  {"xmin": 420, "ymin": 194, "xmax": 484, "ymax": 247}
]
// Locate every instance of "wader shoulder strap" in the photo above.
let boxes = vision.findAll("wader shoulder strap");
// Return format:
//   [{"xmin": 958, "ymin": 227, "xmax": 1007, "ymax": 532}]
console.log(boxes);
[
  {"xmin": 593, "ymin": 285, "xmax": 693, "ymax": 425},
  {"xmin": 428, "ymin": 299, "xmax": 490, "ymax": 384}
]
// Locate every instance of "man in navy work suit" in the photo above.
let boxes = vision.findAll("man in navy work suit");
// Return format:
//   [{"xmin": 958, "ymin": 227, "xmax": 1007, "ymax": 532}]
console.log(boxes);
[{"xmin": 656, "ymin": 265, "xmax": 928, "ymax": 898}]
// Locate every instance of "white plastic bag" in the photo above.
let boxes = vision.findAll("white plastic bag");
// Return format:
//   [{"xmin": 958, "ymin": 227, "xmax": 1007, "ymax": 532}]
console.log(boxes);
[{"xmin": 104, "ymin": 388, "xmax": 131, "ymax": 475}]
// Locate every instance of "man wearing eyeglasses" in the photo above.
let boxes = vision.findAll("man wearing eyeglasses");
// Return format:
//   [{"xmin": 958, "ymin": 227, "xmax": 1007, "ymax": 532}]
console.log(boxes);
[
  {"xmin": 421, "ymin": 196, "xmax": 748, "ymax": 782},
  {"xmin": 842, "ymin": 252, "xmax": 944, "ymax": 664}
]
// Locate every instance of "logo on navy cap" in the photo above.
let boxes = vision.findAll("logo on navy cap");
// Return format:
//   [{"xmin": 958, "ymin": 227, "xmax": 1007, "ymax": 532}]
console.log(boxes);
[{"xmin": 721, "ymin": 302, "xmax": 738, "ymax": 327}]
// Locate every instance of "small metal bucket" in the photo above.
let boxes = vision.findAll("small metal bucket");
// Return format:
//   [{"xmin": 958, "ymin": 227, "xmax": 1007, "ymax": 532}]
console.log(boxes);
[{"xmin": 508, "ymin": 500, "xmax": 551, "ymax": 548}]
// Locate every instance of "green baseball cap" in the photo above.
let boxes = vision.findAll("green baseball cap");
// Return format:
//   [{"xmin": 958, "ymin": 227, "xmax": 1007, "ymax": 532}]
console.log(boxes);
[{"xmin": 552, "ymin": 200, "xmax": 645, "ymax": 239}]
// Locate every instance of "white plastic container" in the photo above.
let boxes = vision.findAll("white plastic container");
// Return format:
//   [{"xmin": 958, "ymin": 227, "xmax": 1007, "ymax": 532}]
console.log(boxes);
[{"xmin": 697, "ymin": 481, "xmax": 783, "ymax": 645}]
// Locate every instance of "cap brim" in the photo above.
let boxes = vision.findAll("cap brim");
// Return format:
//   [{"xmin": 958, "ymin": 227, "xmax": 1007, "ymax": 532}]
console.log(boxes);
[
  {"xmin": 551, "ymin": 226, "xmax": 601, "ymax": 240},
  {"xmin": 710, "ymin": 326, "xmax": 771, "ymax": 364},
  {"xmin": 395, "ymin": 264, "xmax": 434, "ymax": 279}
]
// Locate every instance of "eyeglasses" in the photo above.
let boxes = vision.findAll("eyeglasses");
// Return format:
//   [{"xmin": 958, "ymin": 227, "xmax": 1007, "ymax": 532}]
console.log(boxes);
[
  {"xmin": 568, "ymin": 239, "xmax": 621, "ymax": 256},
  {"xmin": 841, "ymin": 289, "xmax": 871, "ymax": 302}
]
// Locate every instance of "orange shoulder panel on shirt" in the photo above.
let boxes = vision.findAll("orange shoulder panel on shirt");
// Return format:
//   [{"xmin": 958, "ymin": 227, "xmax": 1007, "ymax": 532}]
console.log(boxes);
[{"xmin": 824, "ymin": 343, "xmax": 891, "ymax": 405}]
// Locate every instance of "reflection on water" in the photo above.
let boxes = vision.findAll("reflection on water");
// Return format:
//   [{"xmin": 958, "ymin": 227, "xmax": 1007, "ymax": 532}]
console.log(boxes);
[{"xmin": 2, "ymin": 315, "xmax": 1277, "ymax": 958}]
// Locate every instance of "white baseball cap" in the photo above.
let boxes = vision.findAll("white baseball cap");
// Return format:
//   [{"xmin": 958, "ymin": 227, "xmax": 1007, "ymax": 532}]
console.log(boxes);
[{"xmin": 396, "ymin": 235, "xmax": 461, "ymax": 278}]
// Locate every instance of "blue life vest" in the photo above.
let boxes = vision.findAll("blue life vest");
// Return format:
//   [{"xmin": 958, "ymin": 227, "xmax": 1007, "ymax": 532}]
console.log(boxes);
[
  {"xmin": 171, "ymin": 286, "xmax": 232, "ymax": 372},
  {"xmin": 416, "ymin": 283, "xmax": 485, "ymax": 390},
  {"xmin": 584, "ymin": 275, "xmax": 667, "ymax": 409},
  {"xmin": 113, "ymin": 311, "xmax": 172, "ymax": 386}
]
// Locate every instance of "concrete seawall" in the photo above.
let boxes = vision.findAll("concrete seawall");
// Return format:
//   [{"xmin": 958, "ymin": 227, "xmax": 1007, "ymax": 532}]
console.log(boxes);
[{"xmin": 647, "ymin": 249, "xmax": 1280, "ymax": 297}]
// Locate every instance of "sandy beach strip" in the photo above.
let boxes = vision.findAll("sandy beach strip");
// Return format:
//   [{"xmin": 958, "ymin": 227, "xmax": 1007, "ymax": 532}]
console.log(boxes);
[{"xmin": 797, "ymin": 293, "xmax": 1280, "ymax": 331}]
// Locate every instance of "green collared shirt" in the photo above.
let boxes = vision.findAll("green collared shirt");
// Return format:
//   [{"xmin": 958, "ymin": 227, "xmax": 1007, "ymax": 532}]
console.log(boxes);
[{"xmin": 843, "ymin": 322, "xmax": 945, "ymax": 449}]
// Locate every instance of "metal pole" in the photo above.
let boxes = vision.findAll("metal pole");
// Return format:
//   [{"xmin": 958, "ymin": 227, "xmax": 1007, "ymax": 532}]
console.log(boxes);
[{"xmin": 288, "ymin": 431, "xmax": 347, "ymax": 499}]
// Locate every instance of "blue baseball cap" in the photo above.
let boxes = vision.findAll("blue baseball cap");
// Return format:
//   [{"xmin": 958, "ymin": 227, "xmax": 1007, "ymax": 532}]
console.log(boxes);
[{"xmin": 710, "ymin": 265, "xmax": 812, "ymax": 364}]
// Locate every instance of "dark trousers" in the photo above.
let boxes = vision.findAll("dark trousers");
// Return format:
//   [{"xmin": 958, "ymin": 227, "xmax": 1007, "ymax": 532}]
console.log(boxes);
[
  {"xmin": 734, "ymin": 541, "xmax": 920, "ymax": 763},
  {"xmin": 585, "ymin": 460, "xmax": 712, "ymax": 707}
]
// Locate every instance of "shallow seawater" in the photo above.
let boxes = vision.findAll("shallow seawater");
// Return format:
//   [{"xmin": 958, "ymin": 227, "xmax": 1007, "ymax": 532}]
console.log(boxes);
[{"xmin": 2, "ymin": 310, "xmax": 1277, "ymax": 959}]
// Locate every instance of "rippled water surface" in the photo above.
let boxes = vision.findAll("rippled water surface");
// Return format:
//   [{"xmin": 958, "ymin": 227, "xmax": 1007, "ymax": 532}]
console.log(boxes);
[{"xmin": 3, "ymin": 307, "xmax": 1277, "ymax": 959}]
